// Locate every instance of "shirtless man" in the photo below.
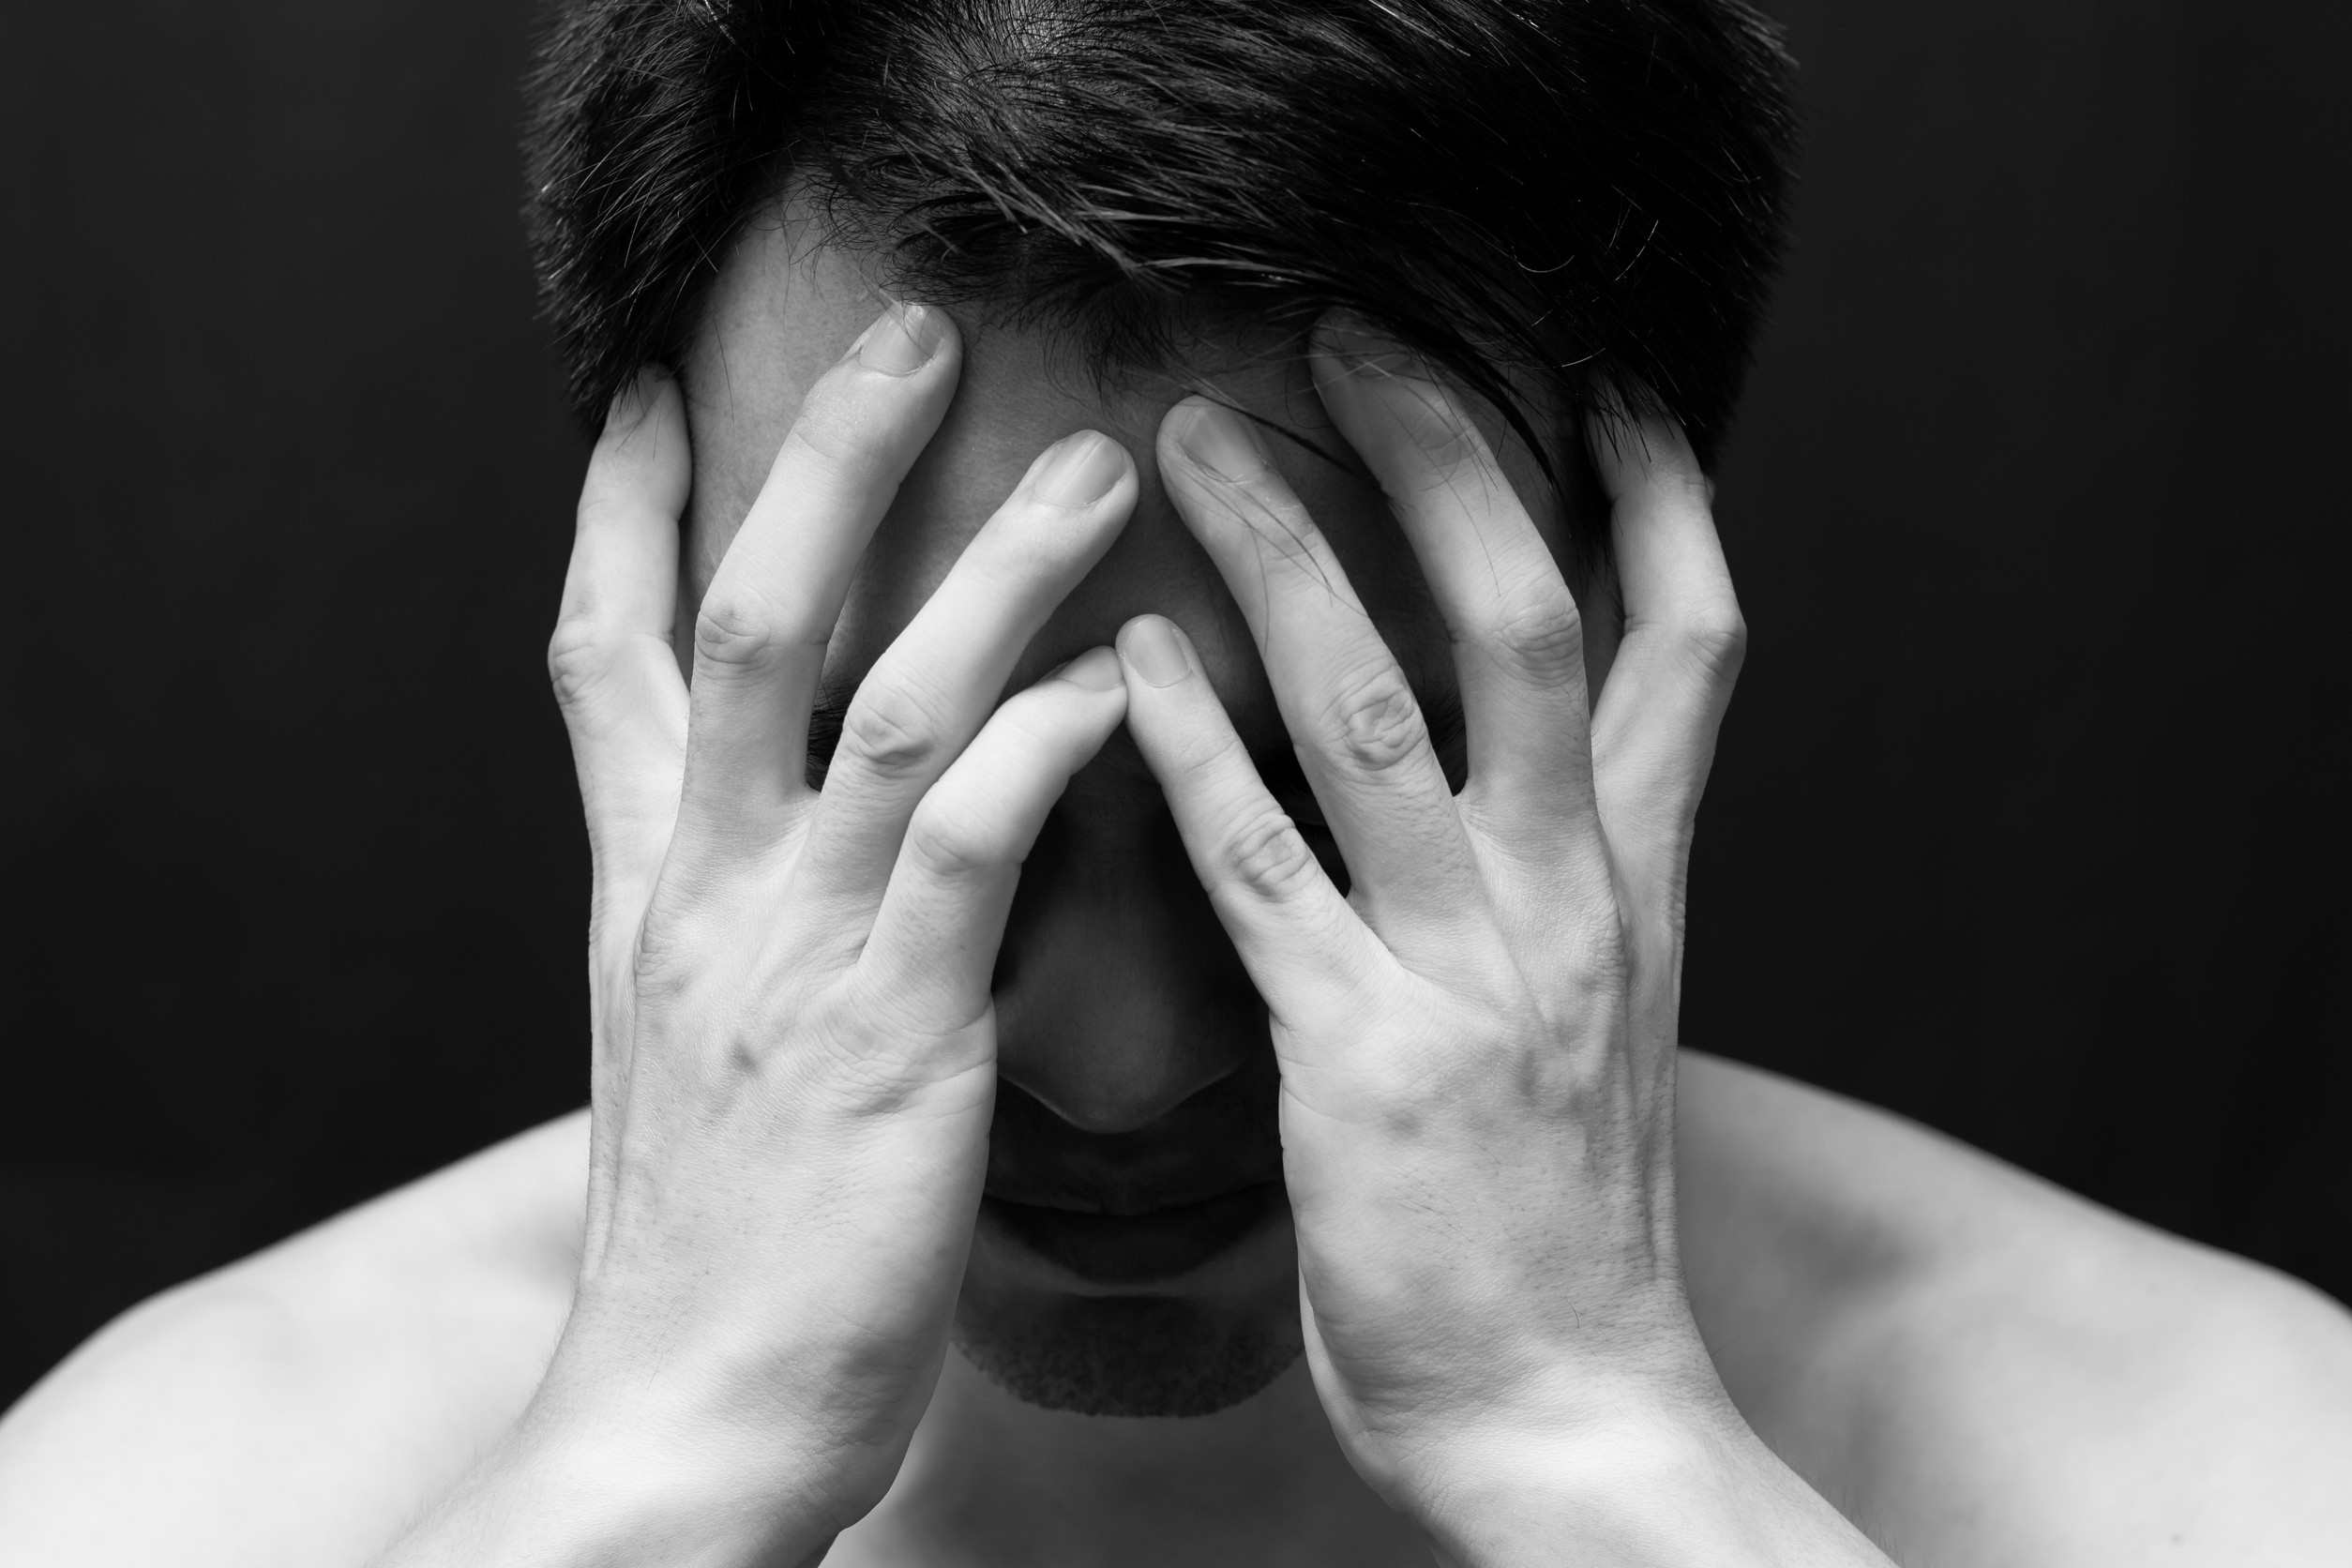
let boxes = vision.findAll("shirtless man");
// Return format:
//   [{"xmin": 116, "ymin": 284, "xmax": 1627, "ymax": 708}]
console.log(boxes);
[{"xmin": 4, "ymin": 1, "xmax": 2349, "ymax": 1563}]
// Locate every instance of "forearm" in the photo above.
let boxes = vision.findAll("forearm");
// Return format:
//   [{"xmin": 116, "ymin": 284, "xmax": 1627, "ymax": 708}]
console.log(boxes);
[
  {"xmin": 369, "ymin": 1391, "xmax": 840, "ymax": 1568},
  {"xmin": 1416, "ymin": 1405, "xmax": 1896, "ymax": 1568}
]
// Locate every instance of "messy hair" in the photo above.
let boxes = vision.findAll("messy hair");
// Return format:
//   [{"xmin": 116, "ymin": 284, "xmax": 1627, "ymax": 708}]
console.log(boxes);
[{"xmin": 522, "ymin": 0, "xmax": 1796, "ymax": 481}]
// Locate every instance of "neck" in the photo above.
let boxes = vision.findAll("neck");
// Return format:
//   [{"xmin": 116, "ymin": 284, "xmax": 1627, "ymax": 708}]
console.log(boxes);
[{"xmin": 856, "ymin": 1349, "xmax": 1427, "ymax": 1566}]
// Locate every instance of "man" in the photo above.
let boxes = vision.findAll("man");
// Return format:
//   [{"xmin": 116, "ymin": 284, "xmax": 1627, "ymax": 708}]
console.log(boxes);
[{"xmin": 2, "ymin": 0, "xmax": 2348, "ymax": 1562}]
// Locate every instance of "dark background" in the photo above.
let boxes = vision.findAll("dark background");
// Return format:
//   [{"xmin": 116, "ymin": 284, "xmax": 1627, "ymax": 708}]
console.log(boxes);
[{"xmin": 3, "ymin": 0, "xmax": 2344, "ymax": 1408}]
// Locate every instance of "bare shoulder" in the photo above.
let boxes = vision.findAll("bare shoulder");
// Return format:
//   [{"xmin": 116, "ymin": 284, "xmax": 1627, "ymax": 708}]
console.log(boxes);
[
  {"xmin": 0, "ymin": 1111, "xmax": 589, "ymax": 1568},
  {"xmin": 1677, "ymin": 1050, "xmax": 2352, "ymax": 1566}
]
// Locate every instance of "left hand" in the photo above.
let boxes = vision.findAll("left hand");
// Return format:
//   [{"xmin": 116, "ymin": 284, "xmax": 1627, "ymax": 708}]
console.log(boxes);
[{"xmin": 1115, "ymin": 322, "xmax": 1753, "ymax": 1532}]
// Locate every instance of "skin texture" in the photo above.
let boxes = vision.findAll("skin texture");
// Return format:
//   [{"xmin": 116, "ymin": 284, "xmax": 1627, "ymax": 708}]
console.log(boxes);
[
  {"xmin": 480, "ymin": 202, "xmax": 1870, "ymax": 1564},
  {"xmin": 678, "ymin": 213, "xmax": 1633, "ymax": 1433},
  {"xmin": 4, "ymin": 210, "xmax": 2352, "ymax": 1566}
]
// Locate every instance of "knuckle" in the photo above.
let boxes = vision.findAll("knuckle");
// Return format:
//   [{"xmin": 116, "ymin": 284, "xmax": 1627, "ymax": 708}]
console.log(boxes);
[
  {"xmin": 1676, "ymin": 601, "xmax": 1748, "ymax": 684},
  {"xmin": 1488, "ymin": 589, "xmax": 1586, "ymax": 685},
  {"xmin": 1411, "ymin": 416, "xmax": 1480, "ymax": 475},
  {"xmin": 1380, "ymin": 380, "xmax": 1482, "ymax": 472},
  {"xmin": 837, "ymin": 681, "xmax": 947, "ymax": 781},
  {"xmin": 691, "ymin": 587, "xmax": 795, "ymax": 672},
  {"xmin": 806, "ymin": 1015, "xmax": 989, "ymax": 1123},
  {"xmin": 1229, "ymin": 493, "xmax": 1324, "ymax": 568},
  {"xmin": 989, "ymin": 692, "xmax": 1063, "ymax": 754},
  {"xmin": 1220, "ymin": 806, "xmax": 1322, "ymax": 902},
  {"xmin": 779, "ymin": 411, "xmax": 859, "ymax": 475},
  {"xmin": 1328, "ymin": 664, "xmax": 1428, "ymax": 775},
  {"xmin": 547, "ymin": 620, "xmax": 615, "ymax": 711},
  {"xmin": 902, "ymin": 795, "xmax": 1003, "ymax": 881},
  {"xmin": 1164, "ymin": 728, "xmax": 1256, "ymax": 805}
]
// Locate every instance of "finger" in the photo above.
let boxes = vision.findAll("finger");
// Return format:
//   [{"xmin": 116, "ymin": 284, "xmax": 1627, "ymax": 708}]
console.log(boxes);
[
  {"xmin": 792, "ymin": 429, "xmax": 1134, "ymax": 915},
  {"xmin": 852, "ymin": 648, "xmax": 1129, "ymax": 1028},
  {"xmin": 674, "ymin": 302, "xmax": 958, "ymax": 858},
  {"xmin": 1585, "ymin": 409, "xmax": 1745, "ymax": 909},
  {"xmin": 548, "ymin": 368, "xmax": 691, "ymax": 909},
  {"xmin": 1155, "ymin": 397, "xmax": 1484, "ymax": 946},
  {"xmin": 1307, "ymin": 322, "xmax": 1596, "ymax": 835},
  {"xmin": 1115, "ymin": 614, "xmax": 1387, "ymax": 1034}
]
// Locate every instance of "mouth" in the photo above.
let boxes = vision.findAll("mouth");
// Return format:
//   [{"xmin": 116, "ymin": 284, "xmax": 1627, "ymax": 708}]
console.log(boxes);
[{"xmin": 976, "ymin": 1182, "xmax": 1286, "ymax": 1285}]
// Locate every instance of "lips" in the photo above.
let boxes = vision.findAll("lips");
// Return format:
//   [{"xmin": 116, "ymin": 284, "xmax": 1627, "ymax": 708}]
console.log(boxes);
[
  {"xmin": 976, "ymin": 1060, "xmax": 1287, "ymax": 1285},
  {"xmin": 976, "ymin": 1181, "xmax": 1286, "ymax": 1284}
]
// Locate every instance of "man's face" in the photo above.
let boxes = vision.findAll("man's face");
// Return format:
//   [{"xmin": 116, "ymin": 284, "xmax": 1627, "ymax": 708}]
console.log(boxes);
[{"xmin": 680, "ymin": 208, "xmax": 1615, "ymax": 1417}]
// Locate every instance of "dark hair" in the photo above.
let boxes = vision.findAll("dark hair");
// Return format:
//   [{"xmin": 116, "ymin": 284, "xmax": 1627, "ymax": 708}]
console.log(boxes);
[{"xmin": 522, "ymin": 0, "xmax": 1796, "ymax": 484}]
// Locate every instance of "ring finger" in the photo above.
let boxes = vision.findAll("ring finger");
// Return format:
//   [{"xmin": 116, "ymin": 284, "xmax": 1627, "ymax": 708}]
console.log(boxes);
[
  {"xmin": 672, "ymin": 302, "xmax": 959, "ymax": 863},
  {"xmin": 1306, "ymin": 324, "xmax": 1599, "ymax": 847}
]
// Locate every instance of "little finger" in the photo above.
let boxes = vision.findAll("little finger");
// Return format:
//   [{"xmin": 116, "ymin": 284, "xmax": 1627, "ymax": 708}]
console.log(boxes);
[
  {"xmin": 1586, "ymin": 411, "xmax": 1744, "ymax": 906},
  {"xmin": 548, "ymin": 368, "xmax": 691, "ymax": 910}
]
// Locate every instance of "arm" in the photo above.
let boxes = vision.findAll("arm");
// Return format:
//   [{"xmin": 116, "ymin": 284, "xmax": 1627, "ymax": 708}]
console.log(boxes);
[
  {"xmin": 0, "ymin": 1118, "xmax": 584, "ymax": 1568},
  {"xmin": 1679, "ymin": 1051, "xmax": 2352, "ymax": 1566}
]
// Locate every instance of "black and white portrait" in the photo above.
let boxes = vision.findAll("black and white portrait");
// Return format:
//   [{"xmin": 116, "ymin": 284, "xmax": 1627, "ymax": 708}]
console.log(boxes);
[{"xmin": 2, "ymin": 1, "xmax": 2345, "ymax": 1562}]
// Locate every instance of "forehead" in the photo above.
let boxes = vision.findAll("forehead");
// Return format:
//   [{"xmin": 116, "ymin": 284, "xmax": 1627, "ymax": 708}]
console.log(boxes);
[
  {"xmin": 682, "ymin": 205, "xmax": 1355, "ymax": 567},
  {"xmin": 672, "ymin": 202, "xmax": 1592, "ymax": 686}
]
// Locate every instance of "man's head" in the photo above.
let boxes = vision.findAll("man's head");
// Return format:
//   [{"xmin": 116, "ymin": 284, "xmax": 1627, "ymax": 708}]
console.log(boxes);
[{"xmin": 523, "ymin": 0, "xmax": 1794, "ymax": 1418}]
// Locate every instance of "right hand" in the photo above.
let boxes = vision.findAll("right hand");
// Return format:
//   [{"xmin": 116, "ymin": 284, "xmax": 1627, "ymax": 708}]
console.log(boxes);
[{"xmin": 521, "ymin": 303, "xmax": 1135, "ymax": 1557}]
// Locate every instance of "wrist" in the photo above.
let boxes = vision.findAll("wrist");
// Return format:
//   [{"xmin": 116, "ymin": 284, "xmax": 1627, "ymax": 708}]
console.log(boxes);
[
  {"xmin": 379, "ymin": 1384, "xmax": 847, "ymax": 1568},
  {"xmin": 540, "ymin": 1274, "xmax": 927, "ymax": 1522},
  {"xmin": 1410, "ymin": 1398, "xmax": 1741, "ymax": 1567},
  {"xmin": 1398, "ymin": 1372, "xmax": 1888, "ymax": 1568},
  {"xmin": 1366, "ymin": 1307, "xmax": 1727, "ymax": 1516}
]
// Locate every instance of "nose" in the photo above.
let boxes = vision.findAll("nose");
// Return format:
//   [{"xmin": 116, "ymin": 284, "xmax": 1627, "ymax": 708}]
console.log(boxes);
[{"xmin": 989, "ymin": 748, "xmax": 1264, "ymax": 1134}]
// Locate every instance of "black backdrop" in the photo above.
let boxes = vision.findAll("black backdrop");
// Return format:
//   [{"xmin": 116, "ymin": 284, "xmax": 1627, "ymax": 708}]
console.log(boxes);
[{"xmin": 3, "ymin": 0, "xmax": 2344, "ymax": 1408}]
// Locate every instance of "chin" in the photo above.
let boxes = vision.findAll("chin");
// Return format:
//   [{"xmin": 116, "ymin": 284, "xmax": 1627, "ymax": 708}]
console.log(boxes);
[{"xmin": 953, "ymin": 1185, "xmax": 1304, "ymax": 1417}]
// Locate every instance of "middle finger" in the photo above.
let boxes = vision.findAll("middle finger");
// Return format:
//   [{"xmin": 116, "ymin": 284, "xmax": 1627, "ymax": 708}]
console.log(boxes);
[{"xmin": 1307, "ymin": 324, "xmax": 1598, "ymax": 843}]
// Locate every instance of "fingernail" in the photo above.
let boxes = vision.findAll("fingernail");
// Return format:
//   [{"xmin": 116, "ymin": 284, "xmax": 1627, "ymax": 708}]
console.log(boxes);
[
  {"xmin": 1034, "ymin": 431, "xmax": 1126, "ymax": 506},
  {"xmin": 1120, "ymin": 616, "xmax": 1191, "ymax": 687},
  {"xmin": 1319, "ymin": 316, "xmax": 1415, "ymax": 378},
  {"xmin": 858, "ymin": 302, "xmax": 943, "ymax": 375},
  {"xmin": 1319, "ymin": 315, "xmax": 1383, "ymax": 369},
  {"xmin": 1058, "ymin": 645, "xmax": 1123, "ymax": 690},
  {"xmin": 1170, "ymin": 402, "xmax": 1270, "ymax": 482}
]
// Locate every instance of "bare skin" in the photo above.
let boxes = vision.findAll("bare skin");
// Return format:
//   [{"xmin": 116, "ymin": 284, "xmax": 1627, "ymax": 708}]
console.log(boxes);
[
  {"xmin": 6, "ymin": 1070, "xmax": 2348, "ymax": 1567},
  {"xmin": 3, "ymin": 220, "xmax": 2348, "ymax": 1564}
]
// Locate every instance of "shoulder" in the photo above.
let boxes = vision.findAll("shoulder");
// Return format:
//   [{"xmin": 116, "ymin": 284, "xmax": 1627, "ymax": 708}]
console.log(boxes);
[
  {"xmin": 1678, "ymin": 1051, "xmax": 2352, "ymax": 1565},
  {"xmin": 0, "ymin": 1112, "xmax": 589, "ymax": 1568}
]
